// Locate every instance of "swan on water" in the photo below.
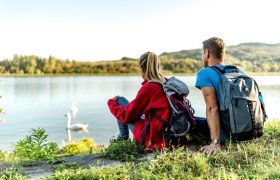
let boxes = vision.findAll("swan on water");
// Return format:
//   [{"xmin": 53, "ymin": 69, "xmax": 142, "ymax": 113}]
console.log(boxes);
[
  {"xmin": 65, "ymin": 113, "xmax": 88, "ymax": 131},
  {"xmin": 71, "ymin": 101, "xmax": 78, "ymax": 119}
]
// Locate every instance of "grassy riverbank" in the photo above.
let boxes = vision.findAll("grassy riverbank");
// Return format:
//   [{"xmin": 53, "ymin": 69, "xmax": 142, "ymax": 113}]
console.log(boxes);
[
  {"xmin": 49, "ymin": 120, "xmax": 280, "ymax": 179},
  {"xmin": 1, "ymin": 120, "xmax": 279, "ymax": 179}
]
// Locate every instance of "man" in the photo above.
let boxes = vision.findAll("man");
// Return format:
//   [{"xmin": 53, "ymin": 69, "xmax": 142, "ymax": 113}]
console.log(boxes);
[{"xmin": 195, "ymin": 37, "xmax": 244, "ymax": 154}]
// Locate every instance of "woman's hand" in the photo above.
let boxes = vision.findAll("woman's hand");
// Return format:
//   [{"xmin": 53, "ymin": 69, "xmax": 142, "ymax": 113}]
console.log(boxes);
[{"xmin": 113, "ymin": 95, "xmax": 119, "ymax": 101}]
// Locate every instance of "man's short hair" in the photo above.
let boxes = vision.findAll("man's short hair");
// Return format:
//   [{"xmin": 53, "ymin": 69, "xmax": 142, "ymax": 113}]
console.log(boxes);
[{"xmin": 202, "ymin": 37, "xmax": 225, "ymax": 60}]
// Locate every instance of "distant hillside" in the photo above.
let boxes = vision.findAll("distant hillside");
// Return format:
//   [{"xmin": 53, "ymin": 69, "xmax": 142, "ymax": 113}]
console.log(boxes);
[
  {"xmin": 159, "ymin": 42, "xmax": 280, "ymax": 72},
  {"xmin": 226, "ymin": 43, "xmax": 280, "ymax": 62},
  {"xmin": 160, "ymin": 49, "xmax": 202, "ymax": 61},
  {"xmin": 160, "ymin": 42, "xmax": 280, "ymax": 61}
]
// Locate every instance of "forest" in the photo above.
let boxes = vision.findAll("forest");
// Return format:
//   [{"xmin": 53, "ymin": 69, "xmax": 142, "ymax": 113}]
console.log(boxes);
[{"xmin": 0, "ymin": 42, "xmax": 279, "ymax": 75}]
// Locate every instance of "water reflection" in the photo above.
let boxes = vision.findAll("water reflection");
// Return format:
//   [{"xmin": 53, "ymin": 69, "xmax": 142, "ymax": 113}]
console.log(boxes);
[{"xmin": 61, "ymin": 128, "xmax": 89, "ymax": 147}]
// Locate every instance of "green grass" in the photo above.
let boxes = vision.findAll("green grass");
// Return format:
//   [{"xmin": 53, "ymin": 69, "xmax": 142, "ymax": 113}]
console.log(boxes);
[
  {"xmin": 1, "ymin": 120, "xmax": 280, "ymax": 179},
  {"xmin": 100, "ymin": 139, "xmax": 145, "ymax": 161},
  {"xmin": 0, "ymin": 163, "xmax": 27, "ymax": 180},
  {"xmin": 0, "ymin": 150, "xmax": 21, "ymax": 164},
  {"xmin": 48, "ymin": 120, "xmax": 280, "ymax": 179}
]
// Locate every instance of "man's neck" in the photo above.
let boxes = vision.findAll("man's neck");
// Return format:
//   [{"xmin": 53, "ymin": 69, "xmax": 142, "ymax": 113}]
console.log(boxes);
[{"xmin": 209, "ymin": 59, "xmax": 224, "ymax": 66}]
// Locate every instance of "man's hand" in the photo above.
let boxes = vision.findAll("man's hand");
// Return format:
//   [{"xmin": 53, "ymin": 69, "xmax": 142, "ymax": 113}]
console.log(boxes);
[{"xmin": 200, "ymin": 143, "xmax": 221, "ymax": 155}]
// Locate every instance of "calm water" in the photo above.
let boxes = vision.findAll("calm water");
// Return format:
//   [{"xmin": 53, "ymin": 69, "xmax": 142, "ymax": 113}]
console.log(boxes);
[{"xmin": 0, "ymin": 76, "xmax": 279, "ymax": 151}]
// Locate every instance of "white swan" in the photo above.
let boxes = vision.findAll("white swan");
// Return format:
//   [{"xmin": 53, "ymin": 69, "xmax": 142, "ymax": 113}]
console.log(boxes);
[
  {"xmin": 71, "ymin": 101, "xmax": 78, "ymax": 119},
  {"xmin": 65, "ymin": 113, "xmax": 88, "ymax": 131}
]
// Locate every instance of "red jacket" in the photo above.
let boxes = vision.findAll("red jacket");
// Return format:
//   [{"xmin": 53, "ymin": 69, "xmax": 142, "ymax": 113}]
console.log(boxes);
[{"xmin": 107, "ymin": 80, "xmax": 170, "ymax": 151}]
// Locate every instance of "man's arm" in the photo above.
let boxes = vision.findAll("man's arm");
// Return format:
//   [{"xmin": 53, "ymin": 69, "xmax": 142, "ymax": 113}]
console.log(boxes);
[{"xmin": 200, "ymin": 86, "xmax": 221, "ymax": 154}]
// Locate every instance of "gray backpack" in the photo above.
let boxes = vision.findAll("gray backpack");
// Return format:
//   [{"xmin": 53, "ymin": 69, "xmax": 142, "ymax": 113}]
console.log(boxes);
[
  {"xmin": 211, "ymin": 66, "xmax": 267, "ymax": 142},
  {"xmin": 143, "ymin": 77, "xmax": 196, "ymax": 146}
]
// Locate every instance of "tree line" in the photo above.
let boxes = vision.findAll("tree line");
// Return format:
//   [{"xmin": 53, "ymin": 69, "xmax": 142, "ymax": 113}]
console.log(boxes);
[
  {"xmin": 0, "ymin": 55, "xmax": 204, "ymax": 75},
  {"xmin": 0, "ymin": 43, "xmax": 280, "ymax": 75},
  {"xmin": 0, "ymin": 55, "xmax": 139, "ymax": 75}
]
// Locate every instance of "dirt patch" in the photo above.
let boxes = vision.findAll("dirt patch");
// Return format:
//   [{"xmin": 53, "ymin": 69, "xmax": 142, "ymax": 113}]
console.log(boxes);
[
  {"xmin": 0, "ymin": 145, "xmax": 202, "ymax": 179},
  {"xmin": 0, "ymin": 153, "xmax": 149, "ymax": 179}
]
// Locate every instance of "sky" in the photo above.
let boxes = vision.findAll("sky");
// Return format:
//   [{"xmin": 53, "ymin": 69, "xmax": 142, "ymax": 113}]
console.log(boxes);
[{"xmin": 0, "ymin": 0, "xmax": 279, "ymax": 61}]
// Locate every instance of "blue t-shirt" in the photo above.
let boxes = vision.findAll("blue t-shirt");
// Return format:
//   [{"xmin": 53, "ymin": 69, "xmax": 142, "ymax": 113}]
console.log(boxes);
[{"xmin": 195, "ymin": 65, "xmax": 245, "ymax": 101}]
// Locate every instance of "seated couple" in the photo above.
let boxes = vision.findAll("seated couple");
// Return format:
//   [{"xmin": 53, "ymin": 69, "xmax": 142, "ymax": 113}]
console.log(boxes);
[{"xmin": 107, "ymin": 37, "xmax": 235, "ymax": 155}]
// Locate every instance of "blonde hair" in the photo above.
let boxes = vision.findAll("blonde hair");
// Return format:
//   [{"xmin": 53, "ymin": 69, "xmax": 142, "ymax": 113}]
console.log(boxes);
[{"xmin": 139, "ymin": 52, "xmax": 163, "ymax": 81}]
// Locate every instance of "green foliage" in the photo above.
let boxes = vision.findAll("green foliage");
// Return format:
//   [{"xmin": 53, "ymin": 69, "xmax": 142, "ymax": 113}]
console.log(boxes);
[
  {"xmin": 52, "ymin": 163, "xmax": 81, "ymax": 173},
  {"xmin": 0, "ymin": 150, "xmax": 21, "ymax": 164},
  {"xmin": 12, "ymin": 128, "xmax": 58, "ymax": 161},
  {"xmin": 0, "ymin": 55, "xmax": 140, "ymax": 75},
  {"xmin": 47, "ymin": 156, "xmax": 65, "ymax": 165},
  {"xmin": 264, "ymin": 120, "xmax": 280, "ymax": 137},
  {"xmin": 138, "ymin": 148, "xmax": 210, "ymax": 178},
  {"xmin": 48, "ymin": 120, "xmax": 280, "ymax": 179},
  {"xmin": 49, "ymin": 165, "xmax": 130, "ymax": 180},
  {"xmin": 101, "ymin": 139, "xmax": 145, "ymax": 161},
  {"xmin": 0, "ymin": 164, "xmax": 28, "ymax": 180},
  {"xmin": 57, "ymin": 138, "xmax": 103, "ymax": 156}
]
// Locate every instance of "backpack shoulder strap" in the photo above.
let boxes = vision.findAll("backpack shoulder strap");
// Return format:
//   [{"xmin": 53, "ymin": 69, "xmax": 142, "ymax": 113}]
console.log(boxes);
[
  {"xmin": 211, "ymin": 65, "xmax": 239, "ymax": 74},
  {"xmin": 140, "ymin": 120, "xmax": 150, "ymax": 146},
  {"xmin": 152, "ymin": 111, "xmax": 167, "ymax": 126},
  {"xmin": 211, "ymin": 66, "xmax": 224, "ymax": 74},
  {"xmin": 210, "ymin": 66, "xmax": 232, "ymax": 111},
  {"xmin": 140, "ymin": 111, "xmax": 167, "ymax": 146}
]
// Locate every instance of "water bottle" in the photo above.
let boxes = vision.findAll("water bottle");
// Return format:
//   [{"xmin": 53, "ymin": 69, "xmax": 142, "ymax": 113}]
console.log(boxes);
[
  {"xmin": 259, "ymin": 92, "xmax": 267, "ymax": 118},
  {"xmin": 259, "ymin": 92, "xmax": 264, "ymax": 103}
]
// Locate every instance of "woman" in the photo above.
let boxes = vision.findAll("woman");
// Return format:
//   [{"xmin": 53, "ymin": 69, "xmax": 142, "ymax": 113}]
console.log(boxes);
[{"xmin": 107, "ymin": 52, "xmax": 170, "ymax": 151}]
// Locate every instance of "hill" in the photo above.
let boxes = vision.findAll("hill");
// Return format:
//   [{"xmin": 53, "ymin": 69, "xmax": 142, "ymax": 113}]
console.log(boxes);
[{"xmin": 158, "ymin": 42, "xmax": 280, "ymax": 73}]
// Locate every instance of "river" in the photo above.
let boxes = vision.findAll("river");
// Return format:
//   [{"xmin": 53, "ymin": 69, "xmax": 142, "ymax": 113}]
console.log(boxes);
[{"xmin": 0, "ymin": 75, "xmax": 279, "ymax": 150}]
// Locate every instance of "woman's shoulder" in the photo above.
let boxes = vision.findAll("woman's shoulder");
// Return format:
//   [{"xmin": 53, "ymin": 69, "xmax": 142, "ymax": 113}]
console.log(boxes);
[
  {"xmin": 142, "ymin": 81, "xmax": 162, "ymax": 88},
  {"xmin": 140, "ymin": 81, "xmax": 163, "ymax": 94},
  {"xmin": 138, "ymin": 82, "xmax": 166, "ymax": 103}
]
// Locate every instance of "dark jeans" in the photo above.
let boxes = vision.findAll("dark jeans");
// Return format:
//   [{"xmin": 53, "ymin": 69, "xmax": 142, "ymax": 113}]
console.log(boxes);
[
  {"xmin": 115, "ymin": 96, "xmax": 135, "ymax": 140},
  {"xmin": 192, "ymin": 116, "xmax": 227, "ymax": 143}
]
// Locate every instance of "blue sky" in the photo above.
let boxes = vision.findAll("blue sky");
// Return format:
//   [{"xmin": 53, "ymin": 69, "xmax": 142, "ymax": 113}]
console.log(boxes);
[{"xmin": 0, "ymin": 0, "xmax": 279, "ymax": 61}]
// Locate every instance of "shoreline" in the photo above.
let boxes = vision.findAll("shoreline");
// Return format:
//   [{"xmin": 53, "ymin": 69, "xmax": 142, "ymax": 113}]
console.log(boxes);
[{"xmin": 1, "ymin": 72, "xmax": 280, "ymax": 77}]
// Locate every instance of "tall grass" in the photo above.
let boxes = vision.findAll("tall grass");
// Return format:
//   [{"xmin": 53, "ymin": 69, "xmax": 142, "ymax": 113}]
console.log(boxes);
[
  {"xmin": 48, "ymin": 120, "xmax": 280, "ymax": 179},
  {"xmin": 101, "ymin": 139, "xmax": 145, "ymax": 161},
  {"xmin": 1, "ymin": 121, "xmax": 279, "ymax": 179}
]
